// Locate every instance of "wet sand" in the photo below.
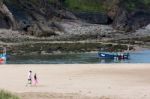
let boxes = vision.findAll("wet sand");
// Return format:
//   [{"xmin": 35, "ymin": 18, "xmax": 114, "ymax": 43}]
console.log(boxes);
[{"xmin": 0, "ymin": 64, "xmax": 150, "ymax": 99}]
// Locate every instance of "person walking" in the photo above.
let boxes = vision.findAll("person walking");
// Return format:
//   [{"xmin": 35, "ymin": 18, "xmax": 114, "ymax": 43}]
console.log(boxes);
[
  {"xmin": 33, "ymin": 73, "xmax": 38, "ymax": 86},
  {"xmin": 26, "ymin": 70, "xmax": 32, "ymax": 86}
]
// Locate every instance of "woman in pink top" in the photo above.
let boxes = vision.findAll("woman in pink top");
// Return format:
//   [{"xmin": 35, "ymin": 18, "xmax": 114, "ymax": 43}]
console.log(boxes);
[{"xmin": 33, "ymin": 73, "xmax": 38, "ymax": 86}]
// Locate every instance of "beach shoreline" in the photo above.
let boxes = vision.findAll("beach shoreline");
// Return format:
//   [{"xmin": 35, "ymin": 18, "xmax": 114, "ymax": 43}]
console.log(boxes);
[{"xmin": 1, "ymin": 64, "xmax": 150, "ymax": 99}]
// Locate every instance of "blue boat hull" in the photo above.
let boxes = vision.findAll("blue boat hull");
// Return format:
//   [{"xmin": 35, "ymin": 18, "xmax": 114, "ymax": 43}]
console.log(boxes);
[
  {"xmin": 99, "ymin": 53, "xmax": 115, "ymax": 59},
  {"xmin": 98, "ymin": 52, "xmax": 129, "ymax": 59}
]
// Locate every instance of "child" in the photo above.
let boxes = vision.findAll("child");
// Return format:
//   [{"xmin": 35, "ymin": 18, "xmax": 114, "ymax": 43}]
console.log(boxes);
[{"xmin": 33, "ymin": 73, "xmax": 38, "ymax": 86}]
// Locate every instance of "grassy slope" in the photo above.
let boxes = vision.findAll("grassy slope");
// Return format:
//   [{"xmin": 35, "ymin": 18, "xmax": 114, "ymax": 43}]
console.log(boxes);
[{"xmin": 0, "ymin": 90, "xmax": 19, "ymax": 99}]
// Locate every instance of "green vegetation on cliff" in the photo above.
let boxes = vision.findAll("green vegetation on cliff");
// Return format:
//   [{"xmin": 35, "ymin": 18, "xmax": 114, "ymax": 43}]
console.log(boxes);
[
  {"xmin": 124, "ymin": 0, "xmax": 150, "ymax": 11},
  {"xmin": 64, "ymin": 0, "xmax": 105, "ymax": 12},
  {"xmin": 64, "ymin": 0, "xmax": 150, "ymax": 12},
  {"xmin": 3, "ymin": 0, "xmax": 150, "ymax": 12}
]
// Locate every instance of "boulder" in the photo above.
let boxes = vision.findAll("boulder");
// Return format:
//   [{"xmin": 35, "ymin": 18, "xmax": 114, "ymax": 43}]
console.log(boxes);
[{"xmin": 145, "ymin": 24, "xmax": 150, "ymax": 30}]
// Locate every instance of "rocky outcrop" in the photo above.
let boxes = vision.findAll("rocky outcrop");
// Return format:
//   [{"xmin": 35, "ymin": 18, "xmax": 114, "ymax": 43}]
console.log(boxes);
[
  {"xmin": 0, "ymin": 3, "xmax": 17, "ymax": 29},
  {"xmin": 0, "ymin": 0, "xmax": 149, "ymax": 37},
  {"xmin": 146, "ymin": 24, "xmax": 150, "ymax": 30},
  {"xmin": 133, "ymin": 24, "xmax": 150, "ymax": 37},
  {"xmin": 3, "ymin": 0, "xmax": 77, "ymax": 37},
  {"xmin": 126, "ymin": 10, "xmax": 150, "ymax": 31},
  {"xmin": 0, "ymin": 13, "xmax": 9, "ymax": 29},
  {"xmin": 73, "ymin": 12, "xmax": 112, "ymax": 25},
  {"xmin": 113, "ymin": 8, "xmax": 128, "ymax": 31},
  {"xmin": 113, "ymin": 9, "xmax": 150, "ymax": 31}
]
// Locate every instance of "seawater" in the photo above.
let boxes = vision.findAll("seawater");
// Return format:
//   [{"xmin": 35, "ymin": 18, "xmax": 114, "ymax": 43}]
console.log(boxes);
[{"xmin": 7, "ymin": 50, "xmax": 150, "ymax": 64}]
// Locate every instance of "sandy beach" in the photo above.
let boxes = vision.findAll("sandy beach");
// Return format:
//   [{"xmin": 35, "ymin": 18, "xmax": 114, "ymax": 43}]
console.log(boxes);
[{"xmin": 0, "ymin": 64, "xmax": 150, "ymax": 99}]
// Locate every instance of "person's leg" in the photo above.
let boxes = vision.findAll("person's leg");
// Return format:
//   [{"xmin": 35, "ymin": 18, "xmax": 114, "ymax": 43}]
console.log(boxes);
[
  {"xmin": 34, "ymin": 79, "xmax": 36, "ymax": 85},
  {"xmin": 30, "ymin": 79, "xmax": 32, "ymax": 85},
  {"xmin": 26, "ymin": 79, "xmax": 30, "ymax": 86},
  {"xmin": 28, "ymin": 79, "xmax": 32, "ymax": 85}
]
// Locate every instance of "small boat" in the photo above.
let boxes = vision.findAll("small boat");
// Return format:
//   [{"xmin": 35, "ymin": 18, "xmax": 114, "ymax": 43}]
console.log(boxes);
[
  {"xmin": 98, "ymin": 52, "xmax": 130, "ymax": 60},
  {"xmin": 0, "ymin": 47, "xmax": 6, "ymax": 64}
]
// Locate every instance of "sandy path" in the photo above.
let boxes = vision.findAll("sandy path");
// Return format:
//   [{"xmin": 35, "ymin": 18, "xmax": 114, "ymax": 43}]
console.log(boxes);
[{"xmin": 0, "ymin": 64, "xmax": 150, "ymax": 99}]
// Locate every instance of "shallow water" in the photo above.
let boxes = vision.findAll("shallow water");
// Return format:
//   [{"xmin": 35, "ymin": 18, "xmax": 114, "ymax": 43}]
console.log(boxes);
[{"xmin": 7, "ymin": 50, "xmax": 150, "ymax": 64}]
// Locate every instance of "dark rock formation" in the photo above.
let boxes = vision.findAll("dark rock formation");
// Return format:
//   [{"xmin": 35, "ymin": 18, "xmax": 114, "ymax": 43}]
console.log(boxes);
[
  {"xmin": 2, "ymin": 0, "xmax": 76, "ymax": 37},
  {"xmin": 73, "ymin": 12, "xmax": 112, "ymax": 25},
  {"xmin": 126, "ymin": 10, "xmax": 150, "ymax": 31},
  {"xmin": 113, "ymin": 9, "xmax": 150, "ymax": 31},
  {"xmin": 112, "ymin": 8, "xmax": 129, "ymax": 31},
  {"xmin": 0, "ymin": 3, "xmax": 17, "ymax": 29},
  {"xmin": 0, "ymin": 13, "xmax": 9, "ymax": 29},
  {"xmin": 0, "ymin": 0, "xmax": 149, "ymax": 36}
]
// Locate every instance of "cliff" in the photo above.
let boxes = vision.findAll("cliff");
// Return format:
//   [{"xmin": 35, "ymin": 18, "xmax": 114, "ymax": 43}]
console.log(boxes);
[
  {"xmin": 0, "ymin": 0, "xmax": 150, "ymax": 54},
  {"xmin": 0, "ymin": 0, "xmax": 150, "ymax": 37}
]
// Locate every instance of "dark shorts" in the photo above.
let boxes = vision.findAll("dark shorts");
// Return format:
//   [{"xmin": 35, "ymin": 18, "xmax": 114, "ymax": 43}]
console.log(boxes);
[{"xmin": 28, "ymin": 79, "xmax": 31, "ymax": 81}]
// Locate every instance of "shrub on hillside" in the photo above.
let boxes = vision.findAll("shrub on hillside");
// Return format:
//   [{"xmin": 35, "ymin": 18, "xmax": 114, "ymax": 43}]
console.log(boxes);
[{"xmin": 0, "ymin": 90, "xmax": 19, "ymax": 99}]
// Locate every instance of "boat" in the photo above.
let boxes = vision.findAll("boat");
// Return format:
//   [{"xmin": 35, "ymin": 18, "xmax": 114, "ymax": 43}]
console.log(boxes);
[
  {"xmin": 0, "ymin": 47, "xmax": 6, "ymax": 64},
  {"xmin": 98, "ymin": 44, "xmax": 131, "ymax": 60},
  {"xmin": 98, "ymin": 52, "xmax": 129, "ymax": 60}
]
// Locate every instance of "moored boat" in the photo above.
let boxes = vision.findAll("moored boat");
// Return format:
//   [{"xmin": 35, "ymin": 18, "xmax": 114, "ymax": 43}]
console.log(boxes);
[
  {"xmin": 0, "ymin": 47, "xmax": 6, "ymax": 64},
  {"xmin": 98, "ymin": 52, "xmax": 129, "ymax": 60}
]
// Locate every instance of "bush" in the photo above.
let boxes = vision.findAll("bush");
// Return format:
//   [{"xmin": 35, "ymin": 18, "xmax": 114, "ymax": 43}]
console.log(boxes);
[{"xmin": 0, "ymin": 90, "xmax": 19, "ymax": 99}]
